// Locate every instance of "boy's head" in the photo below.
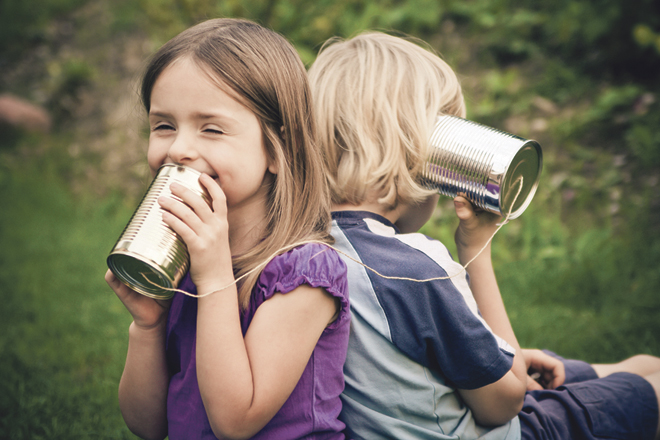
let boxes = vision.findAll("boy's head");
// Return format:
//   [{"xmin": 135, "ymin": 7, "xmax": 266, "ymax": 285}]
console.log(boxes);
[{"xmin": 309, "ymin": 32, "xmax": 466, "ymax": 211}]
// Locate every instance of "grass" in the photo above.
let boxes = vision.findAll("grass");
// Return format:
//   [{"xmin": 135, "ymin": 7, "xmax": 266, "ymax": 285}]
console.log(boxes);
[
  {"xmin": 0, "ymin": 160, "xmax": 137, "ymax": 439},
  {"xmin": 422, "ymin": 196, "xmax": 660, "ymax": 364}
]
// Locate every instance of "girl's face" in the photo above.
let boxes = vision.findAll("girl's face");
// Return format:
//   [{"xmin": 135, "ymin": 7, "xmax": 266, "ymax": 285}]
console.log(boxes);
[{"xmin": 147, "ymin": 57, "xmax": 277, "ymax": 220}]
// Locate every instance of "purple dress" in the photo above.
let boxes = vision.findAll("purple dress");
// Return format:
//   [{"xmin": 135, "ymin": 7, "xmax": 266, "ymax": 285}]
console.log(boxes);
[{"xmin": 165, "ymin": 243, "xmax": 350, "ymax": 440}]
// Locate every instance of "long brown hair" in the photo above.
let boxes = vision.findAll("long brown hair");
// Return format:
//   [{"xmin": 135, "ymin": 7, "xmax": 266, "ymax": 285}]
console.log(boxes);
[{"xmin": 141, "ymin": 18, "xmax": 333, "ymax": 309}]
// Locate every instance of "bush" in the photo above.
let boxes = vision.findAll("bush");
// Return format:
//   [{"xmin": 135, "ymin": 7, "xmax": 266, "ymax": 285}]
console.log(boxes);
[{"xmin": 0, "ymin": 0, "xmax": 91, "ymax": 61}]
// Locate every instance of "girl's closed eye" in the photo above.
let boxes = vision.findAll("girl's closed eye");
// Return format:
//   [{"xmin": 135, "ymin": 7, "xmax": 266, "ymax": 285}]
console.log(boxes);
[
  {"xmin": 203, "ymin": 126, "xmax": 225, "ymax": 135},
  {"xmin": 152, "ymin": 123, "xmax": 175, "ymax": 132}
]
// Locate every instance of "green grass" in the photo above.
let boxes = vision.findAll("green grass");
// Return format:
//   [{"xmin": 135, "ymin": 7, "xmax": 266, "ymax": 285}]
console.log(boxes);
[
  {"xmin": 422, "ymin": 197, "xmax": 660, "ymax": 364},
  {"xmin": 498, "ymin": 214, "xmax": 660, "ymax": 362},
  {"xmin": 0, "ymin": 161, "xmax": 137, "ymax": 439}
]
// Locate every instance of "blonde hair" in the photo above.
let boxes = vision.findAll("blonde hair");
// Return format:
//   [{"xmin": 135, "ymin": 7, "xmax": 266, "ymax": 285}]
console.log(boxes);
[
  {"xmin": 309, "ymin": 32, "xmax": 466, "ymax": 209},
  {"xmin": 141, "ymin": 18, "xmax": 333, "ymax": 309}
]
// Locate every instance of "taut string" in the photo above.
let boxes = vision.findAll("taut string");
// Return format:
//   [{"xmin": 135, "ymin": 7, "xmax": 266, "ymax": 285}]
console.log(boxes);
[{"xmin": 141, "ymin": 177, "xmax": 524, "ymax": 298}]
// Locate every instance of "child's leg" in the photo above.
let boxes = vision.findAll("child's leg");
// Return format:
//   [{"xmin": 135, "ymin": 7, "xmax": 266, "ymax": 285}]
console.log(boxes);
[
  {"xmin": 592, "ymin": 354, "xmax": 660, "ymax": 379},
  {"xmin": 643, "ymin": 371, "xmax": 660, "ymax": 440},
  {"xmin": 543, "ymin": 350, "xmax": 660, "ymax": 384},
  {"xmin": 521, "ymin": 372, "xmax": 659, "ymax": 440},
  {"xmin": 592, "ymin": 357, "xmax": 660, "ymax": 439}
]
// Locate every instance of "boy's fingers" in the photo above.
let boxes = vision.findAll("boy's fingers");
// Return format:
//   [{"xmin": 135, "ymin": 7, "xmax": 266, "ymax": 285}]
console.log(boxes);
[
  {"xmin": 453, "ymin": 196, "xmax": 475, "ymax": 220},
  {"xmin": 547, "ymin": 365, "xmax": 566, "ymax": 389},
  {"xmin": 526, "ymin": 375, "xmax": 544, "ymax": 391}
]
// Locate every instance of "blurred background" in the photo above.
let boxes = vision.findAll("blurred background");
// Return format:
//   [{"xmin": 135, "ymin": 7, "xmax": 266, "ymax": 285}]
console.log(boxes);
[{"xmin": 1, "ymin": 0, "xmax": 659, "ymax": 437}]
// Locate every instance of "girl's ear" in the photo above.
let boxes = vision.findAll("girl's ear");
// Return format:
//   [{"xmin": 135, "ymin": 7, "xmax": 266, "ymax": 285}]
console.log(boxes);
[
  {"xmin": 268, "ymin": 159, "xmax": 279, "ymax": 175},
  {"xmin": 267, "ymin": 126, "xmax": 284, "ymax": 175}
]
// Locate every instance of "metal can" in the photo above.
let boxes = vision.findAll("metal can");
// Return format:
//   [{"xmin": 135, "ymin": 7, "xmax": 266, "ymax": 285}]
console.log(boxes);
[
  {"xmin": 422, "ymin": 115, "xmax": 542, "ymax": 219},
  {"xmin": 107, "ymin": 164, "xmax": 210, "ymax": 299}
]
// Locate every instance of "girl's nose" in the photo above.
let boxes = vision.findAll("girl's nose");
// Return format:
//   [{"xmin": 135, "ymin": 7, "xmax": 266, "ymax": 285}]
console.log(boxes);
[{"xmin": 167, "ymin": 133, "xmax": 199, "ymax": 164}]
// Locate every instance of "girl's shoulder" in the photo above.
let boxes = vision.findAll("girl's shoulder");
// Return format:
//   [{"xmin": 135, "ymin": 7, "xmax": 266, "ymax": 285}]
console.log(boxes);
[{"xmin": 254, "ymin": 241, "xmax": 348, "ymax": 305}]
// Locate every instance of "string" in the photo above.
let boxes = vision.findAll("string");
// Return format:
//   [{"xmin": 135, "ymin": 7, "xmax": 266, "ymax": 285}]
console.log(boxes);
[{"xmin": 141, "ymin": 177, "xmax": 524, "ymax": 298}]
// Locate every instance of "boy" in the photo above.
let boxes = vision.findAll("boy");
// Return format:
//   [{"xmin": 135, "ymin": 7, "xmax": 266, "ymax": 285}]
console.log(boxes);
[{"xmin": 309, "ymin": 31, "xmax": 660, "ymax": 440}]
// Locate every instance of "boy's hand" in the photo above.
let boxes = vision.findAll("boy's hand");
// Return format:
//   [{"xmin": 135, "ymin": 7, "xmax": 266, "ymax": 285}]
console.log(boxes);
[
  {"xmin": 523, "ymin": 349, "xmax": 566, "ymax": 390},
  {"xmin": 105, "ymin": 270, "xmax": 171, "ymax": 330},
  {"xmin": 453, "ymin": 196, "xmax": 500, "ymax": 254}
]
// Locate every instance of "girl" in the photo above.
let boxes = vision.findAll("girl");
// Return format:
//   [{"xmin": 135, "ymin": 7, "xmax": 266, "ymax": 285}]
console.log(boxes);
[{"xmin": 105, "ymin": 18, "xmax": 350, "ymax": 440}]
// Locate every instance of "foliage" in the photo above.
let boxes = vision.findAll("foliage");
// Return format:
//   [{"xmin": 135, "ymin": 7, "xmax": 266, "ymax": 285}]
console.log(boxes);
[
  {"xmin": 46, "ymin": 58, "xmax": 96, "ymax": 126},
  {"xmin": 0, "ymin": 0, "xmax": 92, "ymax": 62},
  {"xmin": 107, "ymin": 0, "xmax": 660, "ymax": 187},
  {"xmin": 106, "ymin": 0, "xmax": 449, "ymax": 63},
  {"xmin": 442, "ymin": 0, "xmax": 660, "ymax": 82}
]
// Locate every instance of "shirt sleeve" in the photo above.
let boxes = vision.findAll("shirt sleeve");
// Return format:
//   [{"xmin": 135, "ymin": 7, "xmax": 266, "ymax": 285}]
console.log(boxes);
[{"xmin": 253, "ymin": 243, "xmax": 349, "ymax": 331}]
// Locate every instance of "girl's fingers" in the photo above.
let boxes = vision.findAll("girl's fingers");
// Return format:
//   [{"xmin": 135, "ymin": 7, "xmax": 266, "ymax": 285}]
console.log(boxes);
[
  {"xmin": 163, "ymin": 176, "xmax": 226, "ymax": 226},
  {"xmin": 106, "ymin": 269, "xmax": 138, "ymax": 300},
  {"xmin": 158, "ymin": 186, "xmax": 205, "ymax": 235},
  {"xmin": 160, "ymin": 209, "xmax": 194, "ymax": 240},
  {"xmin": 198, "ymin": 173, "xmax": 227, "ymax": 216},
  {"xmin": 105, "ymin": 269, "xmax": 121, "ymax": 288},
  {"xmin": 158, "ymin": 175, "xmax": 229, "ymax": 265},
  {"xmin": 105, "ymin": 269, "xmax": 171, "ymax": 328},
  {"xmin": 169, "ymin": 182, "xmax": 211, "ymax": 216},
  {"xmin": 106, "ymin": 269, "xmax": 141, "ymax": 305}
]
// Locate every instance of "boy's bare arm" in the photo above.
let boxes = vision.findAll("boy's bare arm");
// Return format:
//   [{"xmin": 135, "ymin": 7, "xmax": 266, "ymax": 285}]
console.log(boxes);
[
  {"xmin": 455, "ymin": 247, "xmax": 527, "ymax": 425},
  {"xmin": 453, "ymin": 198, "xmax": 528, "ymax": 426}
]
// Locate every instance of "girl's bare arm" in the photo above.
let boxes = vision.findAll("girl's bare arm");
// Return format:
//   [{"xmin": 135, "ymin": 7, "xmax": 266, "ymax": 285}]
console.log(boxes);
[
  {"xmin": 106, "ymin": 271, "xmax": 169, "ymax": 440},
  {"xmin": 196, "ymin": 283, "xmax": 337, "ymax": 440}
]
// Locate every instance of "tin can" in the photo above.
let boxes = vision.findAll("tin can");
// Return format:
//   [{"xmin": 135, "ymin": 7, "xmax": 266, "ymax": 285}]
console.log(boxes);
[
  {"xmin": 107, "ymin": 164, "xmax": 210, "ymax": 299},
  {"xmin": 422, "ymin": 115, "xmax": 542, "ymax": 219}
]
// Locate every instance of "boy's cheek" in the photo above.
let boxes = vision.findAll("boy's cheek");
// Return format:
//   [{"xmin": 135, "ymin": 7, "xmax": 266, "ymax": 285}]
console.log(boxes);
[{"xmin": 395, "ymin": 194, "xmax": 440, "ymax": 233}]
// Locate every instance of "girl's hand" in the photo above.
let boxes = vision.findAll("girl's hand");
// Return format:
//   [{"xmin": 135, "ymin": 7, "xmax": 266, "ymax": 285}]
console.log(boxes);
[
  {"xmin": 522, "ymin": 349, "xmax": 566, "ymax": 391},
  {"xmin": 453, "ymin": 195, "xmax": 501, "ymax": 254},
  {"xmin": 158, "ymin": 173, "xmax": 234, "ymax": 294},
  {"xmin": 105, "ymin": 269, "xmax": 171, "ymax": 329}
]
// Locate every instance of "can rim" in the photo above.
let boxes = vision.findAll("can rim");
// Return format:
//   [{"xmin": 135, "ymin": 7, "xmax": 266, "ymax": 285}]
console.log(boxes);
[
  {"xmin": 158, "ymin": 162, "xmax": 203, "ymax": 176},
  {"xmin": 107, "ymin": 250, "xmax": 177, "ymax": 299},
  {"xmin": 499, "ymin": 139, "xmax": 543, "ymax": 219}
]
